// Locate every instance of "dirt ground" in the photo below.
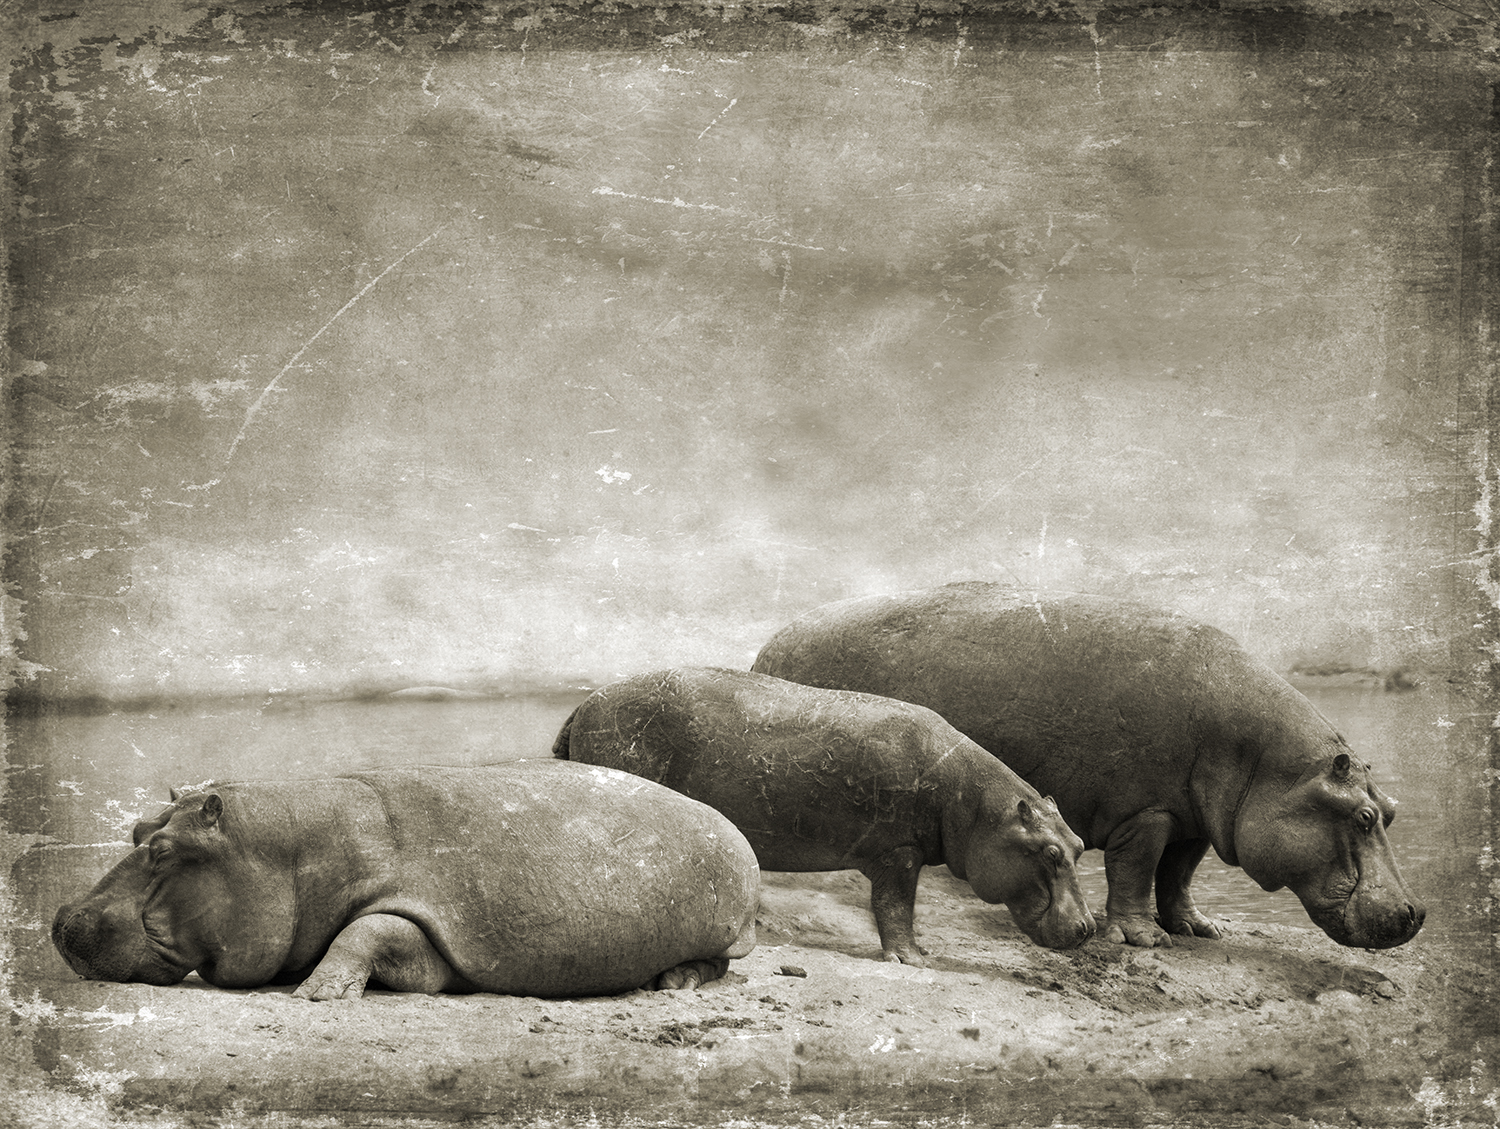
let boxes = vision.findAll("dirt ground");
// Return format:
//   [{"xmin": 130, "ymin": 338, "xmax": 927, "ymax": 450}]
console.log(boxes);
[{"xmin": 5, "ymin": 868, "xmax": 1496, "ymax": 1128}]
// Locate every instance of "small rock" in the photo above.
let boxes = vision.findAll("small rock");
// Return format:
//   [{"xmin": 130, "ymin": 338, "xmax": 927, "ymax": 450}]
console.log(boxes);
[
  {"xmin": 777, "ymin": 965, "xmax": 808, "ymax": 978},
  {"xmin": 1315, "ymin": 989, "xmax": 1363, "ymax": 1010}
]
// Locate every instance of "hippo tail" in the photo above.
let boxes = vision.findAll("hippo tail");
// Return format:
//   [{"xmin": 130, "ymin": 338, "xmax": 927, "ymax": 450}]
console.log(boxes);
[{"xmin": 551, "ymin": 707, "xmax": 579, "ymax": 760}]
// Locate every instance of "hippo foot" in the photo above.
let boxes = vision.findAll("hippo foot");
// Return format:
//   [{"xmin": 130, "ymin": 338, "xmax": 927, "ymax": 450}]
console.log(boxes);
[
  {"xmin": 880, "ymin": 944, "xmax": 927, "ymax": 967},
  {"xmin": 653, "ymin": 958, "xmax": 729, "ymax": 991},
  {"xmin": 1159, "ymin": 908, "xmax": 1223, "ymax": 939},
  {"xmin": 293, "ymin": 965, "xmax": 371, "ymax": 1001},
  {"xmin": 1102, "ymin": 913, "xmax": 1172, "ymax": 948}
]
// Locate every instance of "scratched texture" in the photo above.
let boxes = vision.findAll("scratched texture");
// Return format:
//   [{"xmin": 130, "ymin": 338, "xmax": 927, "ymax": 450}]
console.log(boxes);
[
  {"xmin": 5, "ymin": 1, "xmax": 1493, "ymax": 702},
  {"xmin": 3, "ymin": 0, "xmax": 1496, "ymax": 1124}
]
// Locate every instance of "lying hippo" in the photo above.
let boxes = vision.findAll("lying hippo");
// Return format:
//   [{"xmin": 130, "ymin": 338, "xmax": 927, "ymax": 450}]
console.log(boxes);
[
  {"xmin": 553, "ymin": 666, "xmax": 1095, "ymax": 963},
  {"xmin": 53, "ymin": 760, "xmax": 758, "ymax": 998},
  {"xmin": 753, "ymin": 582, "xmax": 1425, "ymax": 950}
]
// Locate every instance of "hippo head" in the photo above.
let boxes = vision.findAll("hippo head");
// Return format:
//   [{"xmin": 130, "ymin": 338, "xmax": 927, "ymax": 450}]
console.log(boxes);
[
  {"xmin": 1235, "ymin": 751, "xmax": 1424, "ymax": 949},
  {"xmin": 53, "ymin": 790, "xmax": 297, "ymax": 988},
  {"xmin": 953, "ymin": 791, "xmax": 1096, "ymax": 950}
]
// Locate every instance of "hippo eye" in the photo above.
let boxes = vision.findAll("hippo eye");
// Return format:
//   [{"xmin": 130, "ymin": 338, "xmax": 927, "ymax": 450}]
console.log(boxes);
[
  {"xmin": 148, "ymin": 839, "xmax": 176, "ymax": 864},
  {"xmin": 1355, "ymin": 807, "xmax": 1377, "ymax": 832},
  {"xmin": 1044, "ymin": 844, "xmax": 1063, "ymax": 866}
]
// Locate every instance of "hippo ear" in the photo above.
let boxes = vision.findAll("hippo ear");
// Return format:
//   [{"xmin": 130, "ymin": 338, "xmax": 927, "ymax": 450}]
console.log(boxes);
[
  {"xmin": 1017, "ymin": 798, "xmax": 1039, "ymax": 829},
  {"xmin": 199, "ymin": 793, "xmax": 223, "ymax": 826},
  {"xmin": 1330, "ymin": 752, "xmax": 1353, "ymax": 782},
  {"xmin": 169, "ymin": 787, "xmax": 181, "ymax": 802}
]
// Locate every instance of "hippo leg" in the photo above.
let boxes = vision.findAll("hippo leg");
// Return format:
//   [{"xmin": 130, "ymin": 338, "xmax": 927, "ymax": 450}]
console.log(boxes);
[
  {"xmin": 293, "ymin": 914, "xmax": 474, "ymax": 1000},
  {"xmin": 860, "ymin": 845, "xmax": 927, "ymax": 965},
  {"xmin": 1154, "ymin": 838, "xmax": 1223, "ymax": 939},
  {"xmin": 1102, "ymin": 811, "xmax": 1176, "ymax": 948},
  {"xmin": 653, "ymin": 958, "xmax": 730, "ymax": 991}
]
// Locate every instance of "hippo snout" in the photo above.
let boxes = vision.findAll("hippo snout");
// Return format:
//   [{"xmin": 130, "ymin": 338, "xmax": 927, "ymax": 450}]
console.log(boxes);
[
  {"xmin": 52, "ymin": 900, "xmax": 182, "ymax": 985},
  {"xmin": 1308, "ymin": 886, "xmax": 1426, "ymax": 950},
  {"xmin": 53, "ymin": 901, "xmax": 126, "ymax": 981},
  {"xmin": 1074, "ymin": 911, "xmax": 1098, "ymax": 945},
  {"xmin": 53, "ymin": 902, "xmax": 108, "ymax": 979},
  {"xmin": 1354, "ymin": 896, "xmax": 1424, "ymax": 950},
  {"xmin": 1057, "ymin": 908, "xmax": 1098, "ymax": 949},
  {"xmin": 1023, "ymin": 903, "xmax": 1096, "ymax": 950}
]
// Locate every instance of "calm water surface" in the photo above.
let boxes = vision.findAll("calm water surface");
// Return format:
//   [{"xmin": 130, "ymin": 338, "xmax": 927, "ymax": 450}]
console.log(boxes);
[{"xmin": 8, "ymin": 678, "xmax": 1486, "ymax": 982}]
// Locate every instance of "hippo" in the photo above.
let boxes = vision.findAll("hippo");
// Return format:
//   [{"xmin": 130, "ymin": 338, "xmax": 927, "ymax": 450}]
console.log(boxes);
[
  {"xmin": 53, "ymin": 760, "xmax": 759, "ymax": 998},
  {"xmin": 552, "ymin": 666, "xmax": 1095, "ymax": 964},
  {"xmin": 752, "ymin": 582, "xmax": 1425, "ymax": 950}
]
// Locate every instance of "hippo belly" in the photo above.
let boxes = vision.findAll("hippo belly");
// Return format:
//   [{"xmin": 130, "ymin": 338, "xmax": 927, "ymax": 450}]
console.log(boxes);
[
  {"xmin": 554, "ymin": 666, "xmax": 1095, "ymax": 963},
  {"xmin": 752, "ymin": 582, "xmax": 1424, "ymax": 950},
  {"xmin": 53, "ymin": 760, "xmax": 759, "ymax": 999}
]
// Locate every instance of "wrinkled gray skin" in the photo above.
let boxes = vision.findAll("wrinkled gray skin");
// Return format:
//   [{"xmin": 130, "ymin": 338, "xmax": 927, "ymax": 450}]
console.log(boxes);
[
  {"xmin": 54, "ymin": 760, "xmax": 759, "ymax": 999},
  {"xmin": 554, "ymin": 666, "xmax": 1095, "ymax": 964},
  {"xmin": 753, "ymin": 582, "xmax": 1425, "ymax": 951}
]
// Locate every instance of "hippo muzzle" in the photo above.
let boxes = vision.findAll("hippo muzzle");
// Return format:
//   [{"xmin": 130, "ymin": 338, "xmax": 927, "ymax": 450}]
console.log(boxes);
[
  {"xmin": 1013, "ymin": 900, "xmax": 1097, "ymax": 950},
  {"xmin": 1293, "ymin": 867, "xmax": 1426, "ymax": 950},
  {"xmin": 53, "ymin": 900, "xmax": 187, "ymax": 986}
]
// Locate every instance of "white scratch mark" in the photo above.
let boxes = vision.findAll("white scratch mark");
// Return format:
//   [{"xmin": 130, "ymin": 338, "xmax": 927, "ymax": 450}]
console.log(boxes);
[
  {"xmin": 28, "ymin": 840, "xmax": 133, "ymax": 852},
  {"xmin": 697, "ymin": 96, "xmax": 737, "ymax": 140},
  {"xmin": 220, "ymin": 224, "xmax": 449, "ymax": 472},
  {"xmin": 1087, "ymin": 16, "xmax": 1103, "ymax": 99},
  {"xmin": 593, "ymin": 186, "xmax": 750, "ymax": 217},
  {"xmin": 750, "ymin": 236, "xmax": 825, "ymax": 252},
  {"xmin": 964, "ymin": 455, "xmax": 1050, "ymax": 521}
]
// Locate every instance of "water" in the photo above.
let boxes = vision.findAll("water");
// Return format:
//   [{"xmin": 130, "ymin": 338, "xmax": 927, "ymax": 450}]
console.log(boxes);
[{"xmin": 8, "ymin": 678, "xmax": 1485, "ymax": 984}]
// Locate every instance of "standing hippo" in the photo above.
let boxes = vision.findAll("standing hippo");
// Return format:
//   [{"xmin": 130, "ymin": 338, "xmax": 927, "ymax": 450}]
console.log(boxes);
[
  {"xmin": 753, "ymin": 582, "xmax": 1425, "ymax": 950},
  {"xmin": 53, "ymin": 760, "xmax": 758, "ymax": 998},
  {"xmin": 553, "ymin": 666, "xmax": 1095, "ymax": 964}
]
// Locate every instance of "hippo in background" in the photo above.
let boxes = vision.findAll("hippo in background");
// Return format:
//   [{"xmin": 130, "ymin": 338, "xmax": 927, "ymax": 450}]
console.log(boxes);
[
  {"xmin": 753, "ymin": 582, "xmax": 1425, "ymax": 951},
  {"xmin": 554, "ymin": 666, "xmax": 1095, "ymax": 964},
  {"xmin": 53, "ymin": 760, "xmax": 759, "ymax": 999}
]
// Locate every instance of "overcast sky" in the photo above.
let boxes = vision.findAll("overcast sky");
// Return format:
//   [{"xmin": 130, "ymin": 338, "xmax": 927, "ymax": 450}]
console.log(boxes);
[{"xmin": 8, "ymin": 4, "xmax": 1483, "ymax": 700}]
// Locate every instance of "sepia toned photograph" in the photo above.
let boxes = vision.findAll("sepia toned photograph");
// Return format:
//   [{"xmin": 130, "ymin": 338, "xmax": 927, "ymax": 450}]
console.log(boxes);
[{"xmin": 4, "ymin": 1, "xmax": 1496, "ymax": 1125}]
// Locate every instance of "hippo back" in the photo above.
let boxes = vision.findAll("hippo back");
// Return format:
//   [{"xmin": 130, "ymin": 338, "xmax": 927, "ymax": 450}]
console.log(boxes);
[{"xmin": 754, "ymin": 584, "xmax": 1351, "ymax": 849}]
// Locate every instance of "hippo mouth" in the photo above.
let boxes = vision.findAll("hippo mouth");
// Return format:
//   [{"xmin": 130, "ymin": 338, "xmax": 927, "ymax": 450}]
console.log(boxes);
[
  {"xmin": 1010, "ymin": 898, "xmax": 1096, "ymax": 951},
  {"xmin": 1296, "ymin": 885, "xmax": 1425, "ymax": 950},
  {"xmin": 52, "ymin": 906, "xmax": 190, "ymax": 986}
]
